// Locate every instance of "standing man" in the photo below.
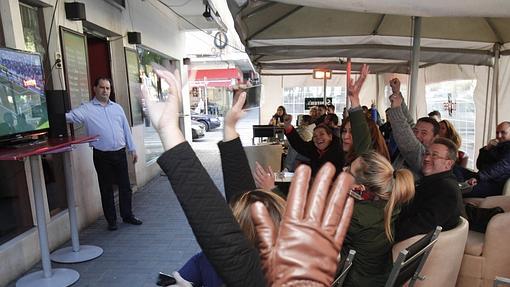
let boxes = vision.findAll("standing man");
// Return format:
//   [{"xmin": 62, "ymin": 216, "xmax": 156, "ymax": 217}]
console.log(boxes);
[{"xmin": 66, "ymin": 77, "xmax": 142, "ymax": 231}]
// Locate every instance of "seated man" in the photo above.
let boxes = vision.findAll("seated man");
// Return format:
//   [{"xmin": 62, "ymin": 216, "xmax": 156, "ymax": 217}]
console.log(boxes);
[
  {"xmin": 396, "ymin": 137, "xmax": 462, "ymax": 241},
  {"xmin": 387, "ymin": 78, "xmax": 439, "ymax": 180},
  {"xmin": 460, "ymin": 121, "xmax": 510, "ymax": 198}
]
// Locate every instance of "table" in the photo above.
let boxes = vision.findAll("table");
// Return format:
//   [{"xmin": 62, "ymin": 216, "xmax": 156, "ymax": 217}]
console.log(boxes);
[{"xmin": 0, "ymin": 136, "xmax": 101, "ymax": 287}]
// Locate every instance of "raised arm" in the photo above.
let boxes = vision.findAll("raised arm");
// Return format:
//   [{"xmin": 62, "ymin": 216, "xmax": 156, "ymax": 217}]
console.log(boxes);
[
  {"xmin": 147, "ymin": 64, "xmax": 265, "ymax": 287},
  {"xmin": 283, "ymin": 116, "xmax": 316, "ymax": 159},
  {"xmin": 347, "ymin": 64, "xmax": 371, "ymax": 156},
  {"xmin": 390, "ymin": 78, "xmax": 415, "ymax": 127},
  {"xmin": 219, "ymin": 91, "xmax": 257, "ymax": 202},
  {"xmin": 387, "ymin": 82, "xmax": 425, "ymax": 174}
]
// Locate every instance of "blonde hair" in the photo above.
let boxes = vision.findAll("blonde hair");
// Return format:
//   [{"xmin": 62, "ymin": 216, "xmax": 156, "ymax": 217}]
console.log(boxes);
[
  {"xmin": 351, "ymin": 151, "xmax": 415, "ymax": 242},
  {"xmin": 230, "ymin": 190, "xmax": 286, "ymax": 245}
]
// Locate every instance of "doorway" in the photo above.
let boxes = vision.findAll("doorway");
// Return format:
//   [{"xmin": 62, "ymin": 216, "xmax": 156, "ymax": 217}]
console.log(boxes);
[{"xmin": 86, "ymin": 35, "xmax": 114, "ymax": 101}]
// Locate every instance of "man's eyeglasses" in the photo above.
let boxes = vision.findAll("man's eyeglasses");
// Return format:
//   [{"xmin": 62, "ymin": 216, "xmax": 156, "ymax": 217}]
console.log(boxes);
[{"xmin": 424, "ymin": 151, "xmax": 450, "ymax": 161}]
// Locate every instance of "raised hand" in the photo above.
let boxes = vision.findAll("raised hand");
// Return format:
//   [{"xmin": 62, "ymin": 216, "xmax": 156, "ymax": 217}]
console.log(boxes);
[
  {"xmin": 389, "ymin": 78, "xmax": 401, "ymax": 94},
  {"xmin": 253, "ymin": 161, "xmax": 276, "ymax": 191},
  {"xmin": 347, "ymin": 64, "xmax": 369, "ymax": 108},
  {"xmin": 224, "ymin": 91, "xmax": 247, "ymax": 141},
  {"xmin": 251, "ymin": 163, "xmax": 355, "ymax": 287},
  {"xmin": 141, "ymin": 63, "xmax": 185, "ymax": 150}
]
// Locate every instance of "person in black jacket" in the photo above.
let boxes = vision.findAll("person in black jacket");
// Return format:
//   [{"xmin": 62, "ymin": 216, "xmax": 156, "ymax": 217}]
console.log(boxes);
[
  {"xmin": 145, "ymin": 64, "xmax": 266, "ymax": 287},
  {"xmin": 459, "ymin": 121, "xmax": 510, "ymax": 198},
  {"xmin": 396, "ymin": 137, "xmax": 463, "ymax": 241},
  {"xmin": 167, "ymin": 89, "xmax": 287, "ymax": 287},
  {"xmin": 283, "ymin": 121, "xmax": 345, "ymax": 176}
]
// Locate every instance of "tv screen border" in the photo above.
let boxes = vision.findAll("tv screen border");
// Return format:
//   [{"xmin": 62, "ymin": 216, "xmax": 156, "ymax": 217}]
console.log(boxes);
[{"xmin": 0, "ymin": 47, "xmax": 49, "ymax": 143}]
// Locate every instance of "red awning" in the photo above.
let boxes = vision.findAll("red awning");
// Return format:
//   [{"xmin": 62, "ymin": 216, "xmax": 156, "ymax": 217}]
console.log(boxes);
[{"xmin": 189, "ymin": 68, "xmax": 243, "ymax": 82}]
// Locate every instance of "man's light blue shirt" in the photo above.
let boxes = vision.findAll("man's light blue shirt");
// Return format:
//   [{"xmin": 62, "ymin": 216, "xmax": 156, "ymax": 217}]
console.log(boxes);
[{"xmin": 66, "ymin": 97, "xmax": 136, "ymax": 152}]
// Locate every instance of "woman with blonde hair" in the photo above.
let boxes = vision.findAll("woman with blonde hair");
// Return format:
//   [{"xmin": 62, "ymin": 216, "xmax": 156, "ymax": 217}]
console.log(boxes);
[
  {"xmin": 338, "ymin": 64, "xmax": 415, "ymax": 286},
  {"xmin": 341, "ymin": 151, "xmax": 415, "ymax": 286}
]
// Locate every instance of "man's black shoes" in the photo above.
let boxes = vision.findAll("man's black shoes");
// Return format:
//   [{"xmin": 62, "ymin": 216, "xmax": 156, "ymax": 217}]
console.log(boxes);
[
  {"xmin": 107, "ymin": 223, "xmax": 118, "ymax": 231},
  {"xmin": 123, "ymin": 216, "xmax": 143, "ymax": 225}
]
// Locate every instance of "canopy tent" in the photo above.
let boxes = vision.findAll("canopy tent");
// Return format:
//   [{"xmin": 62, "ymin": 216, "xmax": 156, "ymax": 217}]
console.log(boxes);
[
  {"xmin": 226, "ymin": 0, "xmax": 510, "ymax": 168},
  {"xmin": 227, "ymin": 0, "xmax": 510, "ymax": 70}
]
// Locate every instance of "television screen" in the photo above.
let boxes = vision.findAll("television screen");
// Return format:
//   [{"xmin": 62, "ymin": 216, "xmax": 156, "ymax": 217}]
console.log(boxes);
[{"xmin": 0, "ymin": 48, "xmax": 48, "ymax": 139}]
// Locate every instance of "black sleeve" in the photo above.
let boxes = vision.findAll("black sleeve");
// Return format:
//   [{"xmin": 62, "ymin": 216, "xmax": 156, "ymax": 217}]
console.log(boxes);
[
  {"xmin": 218, "ymin": 137, "xmax": 257, "ymax": 203},
  {"xmin": 157, "ymin": 142, "xmax": 266, "ymax": 287},
  {"xmin": 286, "ymin": 127, "xmax": 316, "ymax": 159}
]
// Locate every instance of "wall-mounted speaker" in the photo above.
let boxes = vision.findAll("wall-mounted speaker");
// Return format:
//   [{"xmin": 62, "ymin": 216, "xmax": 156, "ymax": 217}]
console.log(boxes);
[
  {"xmin": 127, "ymin": 32, "xmax": 141, "ymax": 44},
  {"xmin": 65, "ymin": 2, "xmax": 86, "ymax": 21},
  {"xmin": 46, "ymin": 90, "xmax": 70, "ymax": 139}
]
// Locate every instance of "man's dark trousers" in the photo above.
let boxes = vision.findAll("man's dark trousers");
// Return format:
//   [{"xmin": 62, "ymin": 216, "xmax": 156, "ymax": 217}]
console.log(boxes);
[{"xmin": 93, "ymin": 148, "xmax": 133, "ymax": 225}]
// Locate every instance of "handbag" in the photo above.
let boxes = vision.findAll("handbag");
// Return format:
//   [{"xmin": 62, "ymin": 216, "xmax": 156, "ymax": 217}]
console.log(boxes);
[{"xmin": 464, "ymin": 203, "xmax": 504, "ymax": 233}]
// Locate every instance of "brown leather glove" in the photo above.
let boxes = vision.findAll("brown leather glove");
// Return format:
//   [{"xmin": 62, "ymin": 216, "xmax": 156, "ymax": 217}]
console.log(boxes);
[{"xmin": 251, "ymin": 163, "xmax": 355, "ymax": 287}]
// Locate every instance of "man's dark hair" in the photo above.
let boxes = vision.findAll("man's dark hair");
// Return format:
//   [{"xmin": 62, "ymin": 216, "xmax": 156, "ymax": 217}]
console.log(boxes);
[
  {"xmin": 432, "ymin": 137, "xmax": 458, "ymax": 162},
  {"xmin": 326, "ymin": 104, "xmax": 335, "ymax": 111},
  {"xmin": 318, "ymin": 104, "xmax": 327, "ymax": 110},
  {"xmin": 326, "ymin": 113, "xmax": 339, "ymax": 125},
  {"xmin": 93, "ymin": 77, "xmax": 112, "ymax": 87},
  {"xmin": 300, "ymin": 115, "xmax": 312, "ymax": 125},
  {"xmin": 417, "ymin": 117, "xmax": 440, "ymax": 136},
  {"xmin": 428, "ymin": 110, "xmax": 441, "ymax": 118}
]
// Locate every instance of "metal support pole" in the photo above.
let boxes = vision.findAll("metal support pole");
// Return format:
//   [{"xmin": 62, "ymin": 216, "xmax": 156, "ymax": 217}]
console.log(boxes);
[
  {"xmin": 488, "ymin": 43, "xmax": 500, "ymax": 140},
  {"xmin": 31, "ymin": 155, "xmax": 52, "ymax": 278},
  {"xmin": 17, "ymin": 155, "xmax": 79, "ymax": 287},
  {"xmin": 51, "ymin": 150, "xmax": 103, "ymax": 263},
  {"xmin": 409, "ymin": 16, "xmax": 422, "ymax": 121}
]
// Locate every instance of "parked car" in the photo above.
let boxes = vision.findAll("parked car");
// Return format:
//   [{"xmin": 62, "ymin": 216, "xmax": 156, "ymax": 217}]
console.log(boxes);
[
  {"xmin": 191, "ymin": 112, "xmax": 221, "ymax": 131},
  {"xmin": 191, "ymin": 120, "xmax": 206, "ymax": 140}
]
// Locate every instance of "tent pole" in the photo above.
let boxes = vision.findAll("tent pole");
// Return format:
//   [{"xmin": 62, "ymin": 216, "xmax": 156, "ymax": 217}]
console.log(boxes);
[
  {"xmin": 409, "ymin": 16, "xmax": 421, "ymax": 121},
  {"xmin": 487, "ymin": 43, "xmax": 500, "ymax": 140},
  {"xmin": 483, "ymin": 65, "xmax": 492, "ymax": 145}
]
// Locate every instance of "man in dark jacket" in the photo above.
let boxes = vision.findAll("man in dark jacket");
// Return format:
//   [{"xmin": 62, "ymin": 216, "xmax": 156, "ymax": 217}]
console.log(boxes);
[
  {"xmin": 461, "ymin": 121, "xmax": 510, "ymax": 198},
  {"xmin": 396, "ymin": 137, "xmax": 462, "ymax": 241}
]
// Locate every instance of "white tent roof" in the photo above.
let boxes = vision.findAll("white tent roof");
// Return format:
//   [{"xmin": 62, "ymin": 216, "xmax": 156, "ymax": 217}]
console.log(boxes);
[{"xmin": 227, "ymin": 0, "xmax": 510, "ymax": 71}]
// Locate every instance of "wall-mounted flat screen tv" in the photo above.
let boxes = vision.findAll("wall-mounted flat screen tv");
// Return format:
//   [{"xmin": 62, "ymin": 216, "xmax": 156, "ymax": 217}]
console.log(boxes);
[{"xmin": 0, "ymin": 48, "xmax": 48, "ymax": 141}]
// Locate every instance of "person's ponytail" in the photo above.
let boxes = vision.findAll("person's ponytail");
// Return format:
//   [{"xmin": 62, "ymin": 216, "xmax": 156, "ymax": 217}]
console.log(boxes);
[{"xmin": 384, "ymin": 168, "xmax": 415, "ymax": 242}]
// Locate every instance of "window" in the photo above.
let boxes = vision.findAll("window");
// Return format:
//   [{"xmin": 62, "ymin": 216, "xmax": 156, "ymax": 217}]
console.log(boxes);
[
  {"xmin": 137, "ymin": 47, "xmax": 179, "ymax": 163},
  {"xmin": 283, "ymin": 86, "xmax": 346, "ymax": 119},
  {"xmin": 426, "ymin": 80, "xmax": 477, "ymax": 168},
  {"xmin": 20, "ymin": 3, "xmax": 47, "ymax": 69},
  {"xmin": 0, "ymin": 161, "xmax": 33, "ymax": 244}
]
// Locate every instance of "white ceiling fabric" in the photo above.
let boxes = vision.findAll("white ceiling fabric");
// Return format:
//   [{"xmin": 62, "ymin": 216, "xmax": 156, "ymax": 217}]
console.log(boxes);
[
  {"xmin": 271, "ymin": 0, "xmax": 510, "ymax": 17},
  {"xmin": 226, "ymin": 0, "xmax": 510, "ymax": 71}
]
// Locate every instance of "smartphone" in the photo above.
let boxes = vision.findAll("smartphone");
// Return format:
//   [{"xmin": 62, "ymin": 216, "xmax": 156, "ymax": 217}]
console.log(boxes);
[
  {"xmin": 157, "ymin": 272, "xmax": 177, "ymax": 286},
  {"xmin": 234, "ymin": 85, "xmax": 261, "ymax": 109}
]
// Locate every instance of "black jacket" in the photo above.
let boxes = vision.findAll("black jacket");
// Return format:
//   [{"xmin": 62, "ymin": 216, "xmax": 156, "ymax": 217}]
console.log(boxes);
[
  {"xmin": 396, "ymin": 170, "xmax": 462, "ymax": 241},
  {"xmin": 476, "ymin": 141, "xmax": 510, "ymax": 183},
  {"xmin": 157, "ymin": 142, "xmax": 266, "ymax": 287},
  {"xmin": 285, "ymin": 127, "xmax": 345, "ymax": 175},
  {"xmin": 218, "ymin": 137, "xmax": 257, "ymax": 203}
]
